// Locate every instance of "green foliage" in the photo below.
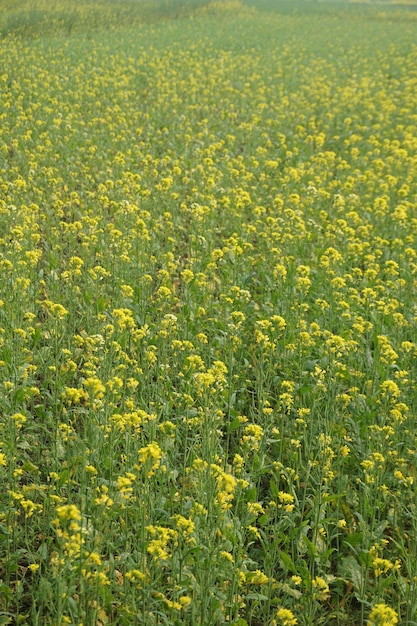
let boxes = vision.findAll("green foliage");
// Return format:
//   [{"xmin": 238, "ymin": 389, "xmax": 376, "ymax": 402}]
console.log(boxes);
[{"xmin": 0, "ymin": 0, "xmax": 212, "ymax": 39}]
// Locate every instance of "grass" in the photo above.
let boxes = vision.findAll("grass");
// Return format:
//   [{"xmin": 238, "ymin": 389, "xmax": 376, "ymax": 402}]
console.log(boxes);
[{"xmin": 1, "ymin": 0, "xmax": 417, "ymax": 624}]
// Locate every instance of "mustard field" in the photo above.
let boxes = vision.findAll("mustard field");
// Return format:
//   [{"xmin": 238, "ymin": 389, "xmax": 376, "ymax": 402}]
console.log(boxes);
[{"xmin": 1, "ymin": 0, "xmax": 417, "ymax": 624}]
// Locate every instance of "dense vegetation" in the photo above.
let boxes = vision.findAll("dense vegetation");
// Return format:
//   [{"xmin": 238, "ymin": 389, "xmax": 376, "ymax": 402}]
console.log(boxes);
[{"xmin": 1, "ymin": 1, "xmax": 417, "ymax": 624}]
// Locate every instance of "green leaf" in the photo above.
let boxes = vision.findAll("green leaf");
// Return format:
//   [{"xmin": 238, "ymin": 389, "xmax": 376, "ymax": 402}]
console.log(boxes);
[
  {"xmin": 279, "ymin": 550, "xmax": 297, "ymax": 574},
  {"xmin": 343, "ymin": 532, "xmax": 363, "ymax": 548},
  {"xmin": 301, "ymin": 533, "xmax": 318, "ymax": 557},
  {"xmin": 270, "ymin": 479, "xmax": 279, "ymax": 497},
  {"xmin": 244, "ymin": 487, "xmax": 257, "ymax": 503},
  {"xmin": 16, "ymin": 440, "xmax": 31, "ymax": 450},
  {"xmin": 246, "ymin": 593, "xmax": 269, "ymax": 601},
  {"xmin": 339, "ymin": 556, "xmax": 364, "ymax": 593},
  {"xmin": 228, "ymin": 417, "xmax": 241, "ymax": 433}
]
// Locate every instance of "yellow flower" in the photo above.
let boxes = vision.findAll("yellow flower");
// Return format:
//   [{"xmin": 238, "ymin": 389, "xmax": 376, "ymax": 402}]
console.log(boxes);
[
  {"xmin": 112, "ymin": 307, "xmax": 136, "ymax": 330},
  {"xmin": 373, "ymin": 557, "xmax": 401, "ymax": 577},
  {"xmin": 172, "ymin": 514, "xmax": 195, "ymax": 536},
  {"xmin": 28, "ymin": 564, "xmax": 40, "ymax": 573},
  {"xmin": 312, "ymin": 576, "xmax": 330, "ymax": 601},
  {"xmin": 274, "ymin": 607, "xmax": 297, "ymax": 625},
  {"xmin": 179, "ymin": 595, "xmax": 192, "ymax": 608},
  {"xmin": 11, "ymin": 413, "xmax": 27, "ymax": 429},
  {"xmin": 137, "ymin": 442, "xmax": 162, "ymax": 476},
  {"xmin": 367, "ymin": 603, "xmax": 399, "ymax": 625},
  {"xmin": 41, "ymin": 300, "xmax": 69, "ymax": 319},
  {"xmin": 247, "ymin": 502, "xmax": 265, "ymax": 516},
  {"xmin": 83, "ymin": 377, "xmax": 106, "ymax": 399},
  {"xmin": 240, "ymin": 423, "xmax": 264, "ymax": 449},
  {"xmin": 126, "ymin": 569, "xmax": 146, "ymax": 584},
  {"xmin": 278, "ymin": 492, "xmax": 294, "ymax": 505},
  {"xmin": 221, "ymin": 550, "xmax": 234, "ymax": 563},
  {"xmin": 243, "ymin": 569, "xmax": 269, "ymax": 585},
  {"xmin": 181, "ymin": 268, "xmax": 194, "ymax": 284},
  {"xmin": 56, "ymin": 504, "xmax": 82, "ymax": 521},
  {"xmin": 380, "ymin": 379, "xmax": 400, "ymax": 400}
]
